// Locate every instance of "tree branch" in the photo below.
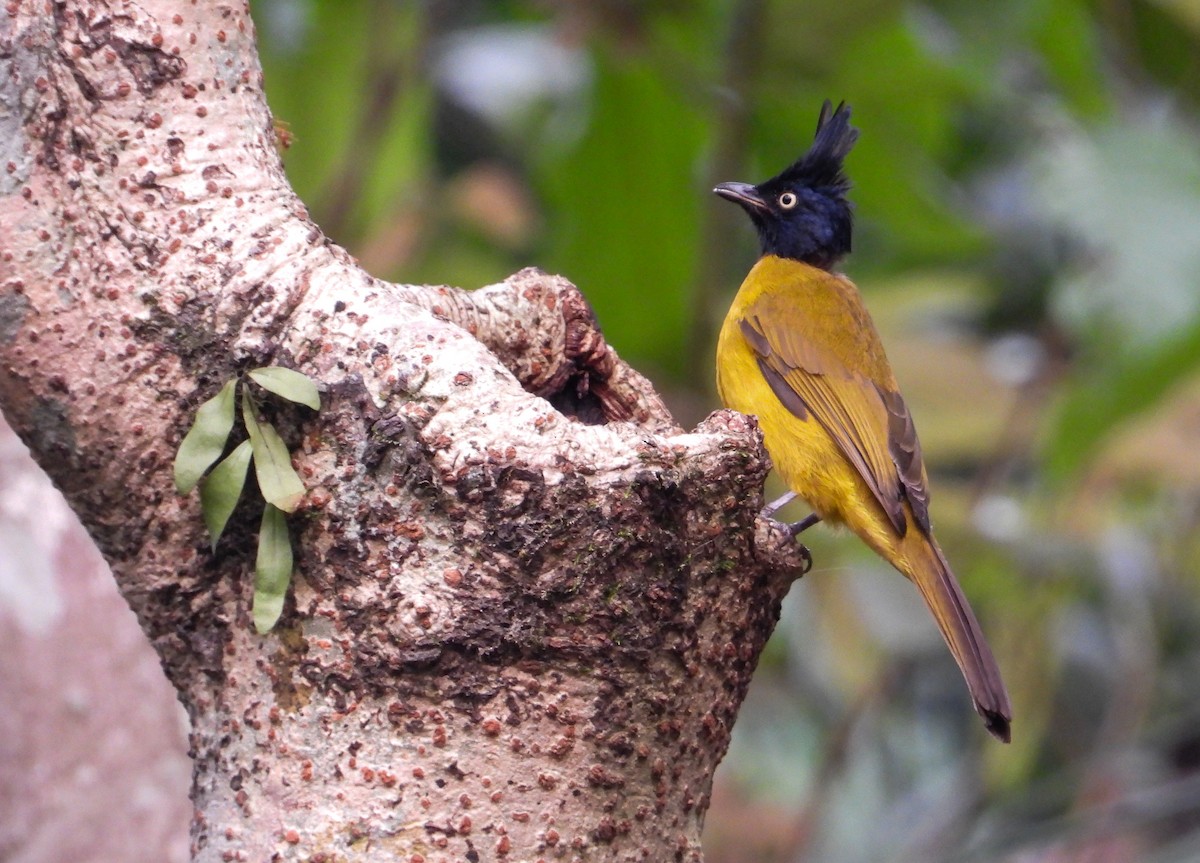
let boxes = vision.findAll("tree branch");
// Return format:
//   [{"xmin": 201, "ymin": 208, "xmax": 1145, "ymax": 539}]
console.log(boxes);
[{"xmin": 0, "ymin": 3, "xmax": 806, "ymax": 860}]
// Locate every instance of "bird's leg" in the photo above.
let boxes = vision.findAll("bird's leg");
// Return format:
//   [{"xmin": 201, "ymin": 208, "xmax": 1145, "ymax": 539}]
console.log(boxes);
[
  {"xmin": 788, "ymin": 513, "xmax": 821, "ymax": 575},
  {"xmin": 762, "ymin": 490, "xmax": 798, "ymax": 517},
  {"xmin": 787, "ymin": 513, "xmax": 821, "ymax": 537}
]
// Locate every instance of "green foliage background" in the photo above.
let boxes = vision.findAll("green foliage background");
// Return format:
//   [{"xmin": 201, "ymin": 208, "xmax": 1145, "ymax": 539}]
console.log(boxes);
[{"xmin": 257, "ymin": 1, "xmax": 1200, "ymax": 860}]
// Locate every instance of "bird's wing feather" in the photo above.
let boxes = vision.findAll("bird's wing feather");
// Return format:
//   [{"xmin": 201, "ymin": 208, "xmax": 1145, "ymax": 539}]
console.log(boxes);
[
  {"xmin": 877, "ymin": 385, "xmax": 931, "ymax": 532},
  {"xmin": 740, "ymin": 295, "xmax": 932, "ymax": 537}
]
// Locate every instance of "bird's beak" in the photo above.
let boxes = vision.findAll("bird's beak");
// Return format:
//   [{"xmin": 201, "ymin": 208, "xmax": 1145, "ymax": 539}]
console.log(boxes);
[{"xmin": 713, "ymin": 181, "xmax": 768, "ymax": 213}]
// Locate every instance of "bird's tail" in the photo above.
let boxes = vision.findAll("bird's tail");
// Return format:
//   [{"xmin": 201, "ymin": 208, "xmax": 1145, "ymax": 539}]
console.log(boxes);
[{"xmin": 901, "ymin": 536, "xmax": 1012, "ymax": 742}]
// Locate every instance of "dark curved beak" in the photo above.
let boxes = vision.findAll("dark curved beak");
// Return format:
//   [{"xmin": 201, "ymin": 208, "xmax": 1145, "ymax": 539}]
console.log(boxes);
[{"xmin": 713, "ymin": 181, "xmax": 768, "ymax": 212}]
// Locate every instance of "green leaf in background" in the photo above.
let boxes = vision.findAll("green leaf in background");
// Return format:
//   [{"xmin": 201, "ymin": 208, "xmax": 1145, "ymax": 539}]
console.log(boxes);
[
  {"xmin": 826, "ymin": 20, "xmax": 989, "ymax": 268},
  {"xmin": 253, "ymin": 503, "xmax": 293, "ymax": 634},
  {"xmin": 248, "ymin": 367, "xmax": 322, "ymax": 410},
  {"xmin": 257, "ymin": 0, "xmax": 431, "ymax": 243},
  {"xmin": 241, "ymin": 390, "xmax": 307, "ymax": 513},
  {"xmin": 174, "ymin": 378, "xmax": 238, "ymax": 494},
  {"xmin": 535, "ymin": 43, "xmax": 706, "ymax": 379},
  {"xmin": 1044, "ymin": 318, "xmax": 1200, "ymax": 483},
  {"xmin": 1030, "ymin": 0, "xmax": 1109, "ymax": 119},
  {"xmin": 199, "ymin": 440, "xmax": 253, "ymax": 550}
]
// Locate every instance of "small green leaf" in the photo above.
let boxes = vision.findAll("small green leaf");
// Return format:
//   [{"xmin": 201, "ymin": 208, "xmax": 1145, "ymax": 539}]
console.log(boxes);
[
  {"xmin": 1045, "ymin": 320, "xmax": 1200, "ymax": 482},
  {"xmin": 253, "ymin": 503, "xmax": 293, "ymax": 634},
  {"xmin": 199, "ymin": 440, "xmax": 253, "ymax": 550},
  {"xmin": 248, "ymin": 367, "xmax": 321, "ymax": 410},
  {"xmin": 242, "ymin": 390, "xmax": 307, "ymax": 513},
  {"xmin": 174, "ymin": 379, "xmax": 238, "ymax": 494}
]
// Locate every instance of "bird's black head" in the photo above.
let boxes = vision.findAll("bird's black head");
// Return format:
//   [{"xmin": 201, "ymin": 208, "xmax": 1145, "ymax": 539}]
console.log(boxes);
[{"xmin": 714, "ymin": 100, "xmax": 859, "ymax": 270}]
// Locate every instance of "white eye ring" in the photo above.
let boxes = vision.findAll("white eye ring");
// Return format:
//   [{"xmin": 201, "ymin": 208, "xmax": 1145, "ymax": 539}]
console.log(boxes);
[{"xmin": 778, "ymin": 192, "xmax": 798, "ymax": 210}]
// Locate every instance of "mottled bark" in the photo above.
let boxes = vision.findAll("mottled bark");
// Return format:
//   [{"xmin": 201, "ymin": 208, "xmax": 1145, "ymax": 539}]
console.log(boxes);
[{"xmin": 0, "ymin": 3, "xmax": 806, "ymax": 861}]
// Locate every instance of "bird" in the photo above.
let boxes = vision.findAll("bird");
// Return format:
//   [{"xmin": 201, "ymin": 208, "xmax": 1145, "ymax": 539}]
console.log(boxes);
[{"xmin": 713, "ymin": 100, "xmax": 1013, "ymax": 742}]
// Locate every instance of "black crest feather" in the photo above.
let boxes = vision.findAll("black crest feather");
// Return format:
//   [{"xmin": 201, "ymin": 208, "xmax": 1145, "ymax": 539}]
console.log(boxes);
[{"xmin": 777, "ymin": 100, "xmax": 858, "ymax": 196}]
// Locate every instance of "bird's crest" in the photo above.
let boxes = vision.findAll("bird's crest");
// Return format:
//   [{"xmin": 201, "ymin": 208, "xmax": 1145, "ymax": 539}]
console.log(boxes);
[{"xmin": 773, "ymin": 100, "xmax": 858, "ymax": 196}]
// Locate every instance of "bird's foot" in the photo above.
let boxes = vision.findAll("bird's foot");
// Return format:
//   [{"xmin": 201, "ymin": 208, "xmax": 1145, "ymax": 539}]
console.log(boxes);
[
  {"xmin": 787, "ymin": 514, "xmax": 819, "ymax": 575},
  {"xmin": 761, "ymin": 496, "xmax": 818, "ymax": 574},
  {"xmin": 787, "ymin": 513, "xmax": 821, "ymax": 537}
]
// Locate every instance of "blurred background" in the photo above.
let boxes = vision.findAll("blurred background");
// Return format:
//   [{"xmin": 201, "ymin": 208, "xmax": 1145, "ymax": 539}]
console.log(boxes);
[{"xmin": 5, "ymin": 0, "xmax": 1200, "ymax": 861}]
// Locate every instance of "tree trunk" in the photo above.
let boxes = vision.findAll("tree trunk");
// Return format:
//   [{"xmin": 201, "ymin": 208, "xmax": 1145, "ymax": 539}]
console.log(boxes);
[{"xmin": 0, "ymin": 2, "xmax": 806, "ymax": 860}]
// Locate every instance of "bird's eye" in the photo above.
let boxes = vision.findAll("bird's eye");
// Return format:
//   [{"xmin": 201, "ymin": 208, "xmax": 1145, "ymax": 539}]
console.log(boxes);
[{"xmin": 778, "ymin": 192, "xmax": 797, "ymax": 210}]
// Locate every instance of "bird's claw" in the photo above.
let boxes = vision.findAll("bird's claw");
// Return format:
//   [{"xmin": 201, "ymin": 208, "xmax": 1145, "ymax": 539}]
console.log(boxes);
[
  {"xmin": 758, "ymin": 507, "xmax": 818, "ymax": 575},
  {"xmin": 796, "ymin": 541, "xmax": 813, "ymax": 575}
]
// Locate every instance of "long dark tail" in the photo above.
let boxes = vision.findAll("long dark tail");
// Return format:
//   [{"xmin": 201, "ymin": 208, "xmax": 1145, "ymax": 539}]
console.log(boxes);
[{"xmin": 901, "ymin": 535, "xmax": 1012, "ymax": 742}]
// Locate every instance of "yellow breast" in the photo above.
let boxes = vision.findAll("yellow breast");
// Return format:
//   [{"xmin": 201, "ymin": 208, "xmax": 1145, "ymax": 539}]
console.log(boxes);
[{"xmin": 715, "ymin": 256, "xmax": 887, "ymax": 531}]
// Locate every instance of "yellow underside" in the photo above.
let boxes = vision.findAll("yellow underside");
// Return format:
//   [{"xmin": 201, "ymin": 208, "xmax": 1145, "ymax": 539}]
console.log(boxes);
[
  {"xmin": 717, "ymin": 328, "xmax": 858, "ymax": 524},
  {"xmin": 715, "ymin": 269, "xmax": 907, "ymax": 566}
]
